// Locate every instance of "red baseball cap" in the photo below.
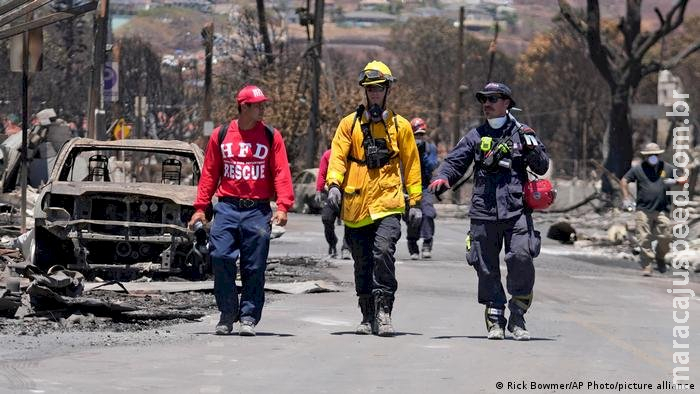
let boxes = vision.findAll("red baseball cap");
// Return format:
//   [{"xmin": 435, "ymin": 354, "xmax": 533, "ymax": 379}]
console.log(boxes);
[{"xmin": 236, "ymin": 85, "xmax": 268, "ymax": 105}]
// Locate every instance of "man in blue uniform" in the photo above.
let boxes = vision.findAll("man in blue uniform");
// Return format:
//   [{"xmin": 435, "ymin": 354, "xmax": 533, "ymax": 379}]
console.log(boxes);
[
  {"xmin": 428, "ymin": 82, "xmax": 549, "ymax": 341},
  {"xmin": 406, "ymin": 117, "xmax": 439, "ymax": 259}
]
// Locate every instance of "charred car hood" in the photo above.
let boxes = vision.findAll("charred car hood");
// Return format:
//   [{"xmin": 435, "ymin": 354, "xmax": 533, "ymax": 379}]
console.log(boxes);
[{"xmin": 45, "ymin": 182, "xmax": 198, "ymax": 205}]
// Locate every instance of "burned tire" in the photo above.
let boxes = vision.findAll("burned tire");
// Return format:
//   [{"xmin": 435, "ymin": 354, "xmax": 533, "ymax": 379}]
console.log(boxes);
[{"xmin": 31, "ymin": 227, "xmax": 75, "ymax": 271}]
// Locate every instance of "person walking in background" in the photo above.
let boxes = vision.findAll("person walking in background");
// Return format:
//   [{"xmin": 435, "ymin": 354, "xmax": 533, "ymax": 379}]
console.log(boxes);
[
  {"xmin": 621, "ymin": 142, "xmax": 683, "ymax": 276},
  {"xmin": 315, "ymin": 147, "xmax": 350, "ymax": 258},
  {"xmin": 406, "ymin": 117, "xmax": 439, "ymax": 260}
]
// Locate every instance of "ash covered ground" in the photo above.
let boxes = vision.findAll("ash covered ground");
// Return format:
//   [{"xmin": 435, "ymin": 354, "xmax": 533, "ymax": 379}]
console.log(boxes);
[{"xmin": 0, "ymin": 256, "xmax": 340, "ymax": 337}]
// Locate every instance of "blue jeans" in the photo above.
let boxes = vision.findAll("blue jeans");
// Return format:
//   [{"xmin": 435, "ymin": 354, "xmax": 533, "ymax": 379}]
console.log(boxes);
[
  {"xmin": 406, "ymin": 190, "xmax": 436, "ymax": 254},
  {"xmin": 209, "ymin": 201, "xmax": 272, "ymax": 324}
]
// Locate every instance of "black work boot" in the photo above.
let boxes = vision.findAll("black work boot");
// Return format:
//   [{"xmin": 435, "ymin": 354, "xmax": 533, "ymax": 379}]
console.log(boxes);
[
  {"xmin": 421, "ymin": 239, "xmax": 433, "ymax": 259},
  {"xmin": 485, "ymin": 307, "xmax": 506, "ymax": 340},
  {"xmin": 507, "ymin": 313, "xmax": 531, "ymax": 341},
  {"xmin": 355, "ymin": 295, "xmax": 374, "ymax": 335},
  {"xmin": 374, "ymin": 294, "xmax": 395, "ymax": 337}
]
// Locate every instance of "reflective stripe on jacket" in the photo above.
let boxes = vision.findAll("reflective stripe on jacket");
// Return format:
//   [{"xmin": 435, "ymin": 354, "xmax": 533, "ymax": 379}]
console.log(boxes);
[{"xmin": 327, "ymin": 110, "xmax": 422, "ymax": 228}]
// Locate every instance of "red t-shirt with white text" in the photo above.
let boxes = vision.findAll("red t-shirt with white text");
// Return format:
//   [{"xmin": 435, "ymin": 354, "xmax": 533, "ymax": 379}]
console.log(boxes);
[{"xmin": 194, "ymin": 120, "xmax": 294, "ymax": 212}]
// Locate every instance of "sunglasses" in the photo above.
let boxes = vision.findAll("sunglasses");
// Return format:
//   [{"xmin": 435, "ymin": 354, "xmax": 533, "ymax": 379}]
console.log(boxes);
[{"xmin": 478, "ymin": 95, "xmax": 504, "ymax": 104}]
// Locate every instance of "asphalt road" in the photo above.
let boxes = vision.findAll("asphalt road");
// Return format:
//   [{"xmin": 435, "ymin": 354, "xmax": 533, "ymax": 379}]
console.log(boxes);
[{"xmin": 0, "ymin": 213, "xmax": 698, "ymax": 393}]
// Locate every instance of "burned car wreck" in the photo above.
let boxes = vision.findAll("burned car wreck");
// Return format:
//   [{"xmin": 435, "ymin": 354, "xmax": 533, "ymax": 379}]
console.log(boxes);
[{"xmin": 31, "ymin": 138, "xmax": 209, "ymax": 279}]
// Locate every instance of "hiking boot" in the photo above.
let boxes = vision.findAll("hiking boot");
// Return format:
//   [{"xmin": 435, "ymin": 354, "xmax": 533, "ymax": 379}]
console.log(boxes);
[
  {"xmin": 374, "ymin": 295, "xmax": 394, "ymax": 337},
  {"xmin": 215, "ymin": 312, "xmax": 235, "ymax": 335},
  {"xmin": 239, "ymin": 320, "xmax": 256, "ymax": 336},
  {"xmin": 410, "ymin": 253, "xmax": 420, "ymax": 260},
  {"xmin": 355, "ymin": 295, "xmax": 374, "ymax": 335},
  {"xmin": 507, "ymin": 313, "xmax": 531, "ymax": 341},
  {"xmin": 485, "ymin": 307, "xmax": 506, "ymax": 340},
  {"xmin": 642, "ymin": 264, "xmax": 653, "ymax": 276}
]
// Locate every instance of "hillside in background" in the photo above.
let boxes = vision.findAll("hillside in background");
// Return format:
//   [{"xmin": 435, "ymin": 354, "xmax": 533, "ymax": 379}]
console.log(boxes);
[{"xmin": 114, "ymin": 1, "xmax": 700, "ymax": 58}]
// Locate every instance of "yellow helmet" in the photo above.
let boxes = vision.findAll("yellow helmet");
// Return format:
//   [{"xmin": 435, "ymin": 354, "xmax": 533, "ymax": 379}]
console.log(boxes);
[{"xmin": 358, "ymin": 60, "xmax": 396, "ymax": 86}]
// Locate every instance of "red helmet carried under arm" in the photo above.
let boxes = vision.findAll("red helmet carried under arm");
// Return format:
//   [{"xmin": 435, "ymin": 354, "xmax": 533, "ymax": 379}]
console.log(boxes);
[{"xmin": 524, "ymin": 179, "xmax": 556, "ymax": 211}]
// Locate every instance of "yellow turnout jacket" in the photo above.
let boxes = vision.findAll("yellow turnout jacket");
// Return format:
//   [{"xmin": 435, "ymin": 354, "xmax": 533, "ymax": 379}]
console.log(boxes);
[{"xmin": 326, "ymin": 110, "xmax": 422, "ymax": 228}]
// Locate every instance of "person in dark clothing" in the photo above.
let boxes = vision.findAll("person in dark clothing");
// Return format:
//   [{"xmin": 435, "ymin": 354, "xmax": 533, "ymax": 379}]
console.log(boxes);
[
  {"xmin": 428, "ymin": 82, "xmax": 549, "ymax": 341},
  {"xmin": 406, "ymin": 117, "xmax": 439, "ymax": 259},
  {"xmin": 315, "ymin": 148, "xmax": 350, "ymax": 258},
  {"xmin": 621, "ymin": 142, "xmax": 681, "ymax": 276}
]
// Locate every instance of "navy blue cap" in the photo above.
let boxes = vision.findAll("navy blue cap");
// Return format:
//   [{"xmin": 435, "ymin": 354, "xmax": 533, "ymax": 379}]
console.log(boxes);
[{"xmin": 475, "ymin": 82, "xmax": 516, "ymax": 108}]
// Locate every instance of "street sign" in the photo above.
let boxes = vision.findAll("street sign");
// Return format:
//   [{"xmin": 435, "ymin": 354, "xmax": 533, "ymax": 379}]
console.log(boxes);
[
  {"xmin": 9, "ymin": 28, "xmax": 43, "ymax": 73},
  {"xmin": 104, "ymin": 62, "xmax": 119, "ymax": 103},
  {"xmin": 113, "ymin": 118, "xmax": 130, "ymax": 140}
]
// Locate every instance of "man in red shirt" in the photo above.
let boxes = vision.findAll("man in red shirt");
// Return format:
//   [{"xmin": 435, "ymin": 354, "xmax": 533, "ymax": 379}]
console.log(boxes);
[
  {"xmin": 189, "ymin": 85, "xmax": 294, "ymax": 336},
  {"xmin": 315, "ymin": 148, "xmax": 349, "ymax": 258}
]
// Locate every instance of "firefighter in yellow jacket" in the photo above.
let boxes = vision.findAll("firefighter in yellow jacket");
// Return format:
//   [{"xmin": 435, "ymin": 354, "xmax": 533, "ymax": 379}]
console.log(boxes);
[{"xmin": 326, "ymin": 60, "xmax": 422, "ymax": 337}]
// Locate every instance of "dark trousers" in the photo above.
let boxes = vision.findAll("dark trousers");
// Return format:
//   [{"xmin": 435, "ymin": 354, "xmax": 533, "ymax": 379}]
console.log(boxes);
[
  {"xmin": 209, "ymin": 201, "xmax": 272, "ymax": 324},
  {"xmin": 467, "ymin": 214, "xmax": 540, "ymax": 315},
  {"xmin": 345, "ymin": 215, "xmax": 402, "ymax": 297},
  {"xmin": 321, "ymin": 198, "xmax": 349, "ymax": 251},
  {"xmin": 406, "ymin": 190, "xmax": 436, "ymax": 254}
]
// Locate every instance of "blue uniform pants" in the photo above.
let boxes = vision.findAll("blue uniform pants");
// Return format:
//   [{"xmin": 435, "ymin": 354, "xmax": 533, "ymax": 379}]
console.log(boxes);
[
  {"xmin": 209, "ymin": 201, "xmax": 272, "ymax": 324},
  {"xmin": 406, "ymin": 190, "xmax": 436, "ymax": 254},
  {"xmin": 346, "ymin": 215, "xmax": 402, "ymax": 298},
  {"xmin": 467, "ymin": 214, "xmax": 541, "ymax": 315}
]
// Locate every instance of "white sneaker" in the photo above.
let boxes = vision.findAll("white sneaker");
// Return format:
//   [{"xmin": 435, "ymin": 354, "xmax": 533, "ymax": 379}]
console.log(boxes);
[
  {"xmin": 410, "ymin": 253, "xmax": 420, "ymax": 260},
  {"xmin": 239, "ymin": 320, "xmax": 256, "ymax": 336}
]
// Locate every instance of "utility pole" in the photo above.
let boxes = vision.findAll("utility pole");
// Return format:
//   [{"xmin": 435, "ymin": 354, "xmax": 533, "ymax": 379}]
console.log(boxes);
[
  {"xmin": 87, "ymin": 0, "xmax": 108, "ymax": 139},
  {"xmin": 306, "ymin": 0, "xmax": 323, "ymax": 168},
  {"xmin": 256, "ymin": 0, "xmax": 273, "ymax": 65},
  {"xmin": 20, "ymin": 16, "xmax": 30, "ymax": 233},
  {"xmin": 486, "ymin": 22, "xmax": 500, "ymax": 83},
  {"xmin": 452, "ymin": 6, "xmax": 464, "ymax": 148},
  {"xmin": 201, "ymin": 22, "xmax": 213, "ymax": 125}
]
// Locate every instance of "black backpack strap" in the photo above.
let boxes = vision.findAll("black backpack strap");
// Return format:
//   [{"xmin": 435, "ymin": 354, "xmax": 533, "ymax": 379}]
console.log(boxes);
[
  {"xmin": 217, "ymin": 122, "xmax": 230, "ymax": 146},
  {"xmin": 264, "ymin": 124, "xmax": 275, "ymax": 147},
  {"xmin": 346, "ymin": 106, "xmax": 367, "ymax": 165}
]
